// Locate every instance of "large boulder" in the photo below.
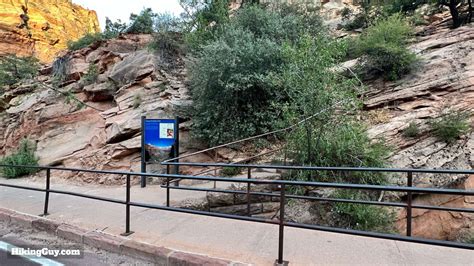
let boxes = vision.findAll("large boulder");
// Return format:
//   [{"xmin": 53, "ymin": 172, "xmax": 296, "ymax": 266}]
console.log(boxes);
[{"xmin": 109, "ymin": 50, "xmax": 156, "ymax": 86}]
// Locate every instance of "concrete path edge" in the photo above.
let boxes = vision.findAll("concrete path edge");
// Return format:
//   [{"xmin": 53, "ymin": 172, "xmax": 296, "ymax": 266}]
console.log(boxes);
[{"xmin": 0, "ymin": 207, "xmax": 249, "ymax": 266}]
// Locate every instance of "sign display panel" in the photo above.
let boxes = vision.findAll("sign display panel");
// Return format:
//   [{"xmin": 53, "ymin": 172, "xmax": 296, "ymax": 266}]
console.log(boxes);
[{"xmin": 144, "ymin": 119, "xmax": 177, "ymax": 162}]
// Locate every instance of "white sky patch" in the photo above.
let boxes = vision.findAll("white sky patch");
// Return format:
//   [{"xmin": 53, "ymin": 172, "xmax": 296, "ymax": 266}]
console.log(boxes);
[{"xmin": 72, "ymin": 0, "xmax": 184, "ymax": 30}]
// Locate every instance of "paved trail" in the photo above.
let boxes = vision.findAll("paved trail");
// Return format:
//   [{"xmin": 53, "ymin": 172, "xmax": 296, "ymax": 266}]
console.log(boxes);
[{"xmin": 0, "ymin": 177, "xmax": 472, "ymax": 265}]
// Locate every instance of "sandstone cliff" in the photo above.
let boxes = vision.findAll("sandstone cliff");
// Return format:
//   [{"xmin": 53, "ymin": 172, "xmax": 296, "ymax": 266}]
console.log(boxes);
[
  {"xmin": 0, "ymin": 0, "xmax": 100, "ymax": 62},
  {"xmin": 363, "ymin": 22, "xmax": 474, "ymax": 241},
  {"xmin": 0, "ymin": 34, "xmax": 194, "ymax": 183}
]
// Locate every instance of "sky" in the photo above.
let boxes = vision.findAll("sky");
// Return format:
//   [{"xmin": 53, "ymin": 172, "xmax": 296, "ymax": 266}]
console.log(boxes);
[{"xmin": 73, "ymin": 0, "xmax": 184, "ymax": 30}]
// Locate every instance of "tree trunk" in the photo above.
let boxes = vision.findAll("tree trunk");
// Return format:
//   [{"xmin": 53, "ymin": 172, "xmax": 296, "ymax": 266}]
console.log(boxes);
[
  {"xmin": 468, "ymin": 0, "xmax": 473, "ymax": 23},
  {"xmin": 448, "ymin": 0, "xmax": 462, "ymax": 28}
]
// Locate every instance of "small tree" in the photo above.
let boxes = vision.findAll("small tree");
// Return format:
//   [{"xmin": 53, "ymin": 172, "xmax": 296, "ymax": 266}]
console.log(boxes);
[
  {"xmin": 103, "ymin": 17, "xmax": 127, "ymax": 39},
  {"xmin": 127, "ymin": 8, "xmax": 157, "ymax": 34},
  {"xmin": 0, "ymin": 55, "xmax": 39, "ymax": 87}
]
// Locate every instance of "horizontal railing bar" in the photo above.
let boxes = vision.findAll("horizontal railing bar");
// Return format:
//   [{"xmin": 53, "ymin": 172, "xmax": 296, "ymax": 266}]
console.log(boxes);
[
  {"xmin": 160, "ymin": 162, "xmax": 474, "ymax": 175},
  {"xmin": 0, "ymin": 183, "xmax": 125, "ymax": 205},
  {"xmin": 284, "ymin": 222, "xmax": 474, "ymax": 250},
  {"xmin": 0, "ymin": 183, "xmax": 46, "ymax": 193},
  {"xmin": 131, "ymin": 200, "xmax": 474, "ymax": 250},
  {"xmin": 48, "ymin": 189, "xmax": 126, "ymax": 205},
  {"xmin": 129, "ymin": 201, "xmax": 278, "ymax": 225},
  {"xmin": 158, "ymin": 174, "xmax": 474, "ymax": 196},
  {"xmin": 3, "ymin": 163, "xmax": 474, "ymax": 177},
  {"xmin": 411, "ymin": 204, "xmax": 474, "ymax": 213},
  {"xmin": 162, "ymin": 185, "xmax": 402, "ymax": 207},
  {"xmin": 163, "ymin": 185, "xmax": 474, "ymax": 213},
  {"xmin": 131, "ymin": 201, "xmax": 474, "ymax": 250},
  {"xmin": 1, "ymin": 178, "xmax": 472, "ymax": 251},
  {"xmin": 0, "ymin": 164, "xmax": 472, "ymax": 196}
]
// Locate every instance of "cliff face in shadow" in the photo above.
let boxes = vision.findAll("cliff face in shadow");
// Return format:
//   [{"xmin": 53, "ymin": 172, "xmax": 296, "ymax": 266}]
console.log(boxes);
[{"xmin": 0, "ymin": 0, "xmax": 100, "ymax": 62}]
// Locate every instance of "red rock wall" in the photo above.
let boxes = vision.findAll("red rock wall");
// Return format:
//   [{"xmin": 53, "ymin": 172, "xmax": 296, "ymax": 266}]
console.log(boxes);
[{"xmin": 0, "ymin": 0, "xmax": 100, "ymax": 62}]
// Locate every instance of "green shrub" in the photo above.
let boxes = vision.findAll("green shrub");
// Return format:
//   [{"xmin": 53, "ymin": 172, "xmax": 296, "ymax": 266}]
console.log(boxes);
[
  {"xmin": 344, "ymin": 14, "xmax": 367, "ymax": 30},
  {"xmin": 181, "ymin": 0, "xmax": 231, "ymax": 51},
  {"xmin": 466, "ymin": 233, "xmax": 474, "ymax": 244},
  {"xmin": 341, "ymin": 7, "xmax": 353, "ymax": 21},
  {"xmin": 387, "ymin": 0, "xmax": 429, "ymax": 14},
  {"xmin": 278, "ymin": 33, "xmax": 392, "ymax": 231},
  {"xmin": 409, "ymin": 12, "xmax": 429, "ymax": 26},
  {"xmin": 0, "ymin": 139, "xmax": 39, "ymax": 179},
  {"xmin": 333, "ymin": 190, "xmax": 395, "ymax": 232},
  {"xmin": 0, "ymin": 55, "xmax": 39, "ymax": 87},
  {"xmin": 355, "ymin": 14, "xmax": 418, "ymax": 80},
  {"xmin": 149, "ymin": 32, "xmax": 184, "ymax": 57},
  {"xmin": 82, "ymin": 64, "xmax": 99, "ymax": 85},
  {"xmin": 103, "ymin": 17, "xmax": 127, "ymax": 39},
  {"xmin": 189, "ymin": 5, "xmax": 324, "ymax": 145},
  {"xmin": 67, "ymin": 33, "xmax": 104, "ymax": 51},
  {"xmin": 64, "ymin": 91, "xmax": 84, "ymax": 109},
  {"xmin": 403, "ymin": 122, "xmax": 420, "ymax": 138},
  {"xmin": 127, "ymin": 8, "xmax": 157, "ymax": 34},
  {"xmin": 221, "ymin": 167, "xmax": 242, "ymax": 176},
  {"xmin": 430, "ymin": 111, "xmax": 470, "ymax": 143},
  {"xmin": 132, "ymin": 94, "xmax": 142, "ymax": 109},
  {"xmin": 287, "ymin": 122, "xmax": 390, "ymax": 185}
]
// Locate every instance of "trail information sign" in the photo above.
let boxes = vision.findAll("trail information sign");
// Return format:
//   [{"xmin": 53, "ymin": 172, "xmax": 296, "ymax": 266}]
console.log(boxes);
[
  {"xmin": 144, "ymin": 119, "xmax": 176, "ymax": 156},
  {"xmin": 141, "ymin": 116, "xmax": 179, "ymax": 187}
]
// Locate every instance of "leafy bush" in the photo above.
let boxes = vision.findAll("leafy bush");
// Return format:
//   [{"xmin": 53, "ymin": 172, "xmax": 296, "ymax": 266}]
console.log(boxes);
[
  {"xmin": 403, "ymin": 122, "xmax": 420, "ymax": 138},
  {"xmin": 103, "ymin": 17, "xmax": 127, "ymax": 39},
  {"xmin": 430, "ymin": 111, "xmax": 470, "ymax": 143},
  {"xmin": 0, "ymin": 139, "xmax": 39, "ymax": 179},
  {"xmin": 279, "ymin": 34, "xmax": 392, "ymax": 232},
  {"xmin": 181, "ymin": 0, "xmax": 231, "ymax": 51},
  {"xmin": 149, "ymin": 32, "xmax": 184, "ymax": 58},
  {"xmin": 67, "ymin": 33, "xmax": 104, "ymax": 51},
  {"xmin": 82, "ymin": 64, "xmax": 99, "ymax": 85},
  {"xmin": 127, "ymin": 8, "xmax": 157, "ymax": 34},
  {"xmin": 189, "ymin": 5, "xmax": 324, "ymax": 145},
  {"xmin": 333, "ymin": 190, "xmax": 395, "ymax": 232},
  {"xmin": 132, "ymin": 94, "xmax": 142, "ymax": 109},
  {"xmin": 221, "ymin": 167, "xmax": 242, "ymax": 176},
  {"xmin": 387, "ymin": 0, "xmax": 429, "ymax": 13},
  {"xmin": 344, "ymin": 14, "xmax": 368, "ymax": 30},
  {"xmin": 0, "ymin": 55, "xmax": 39, "ymax": 87},
  {"xmin": 355, "ymin": 14, "xmax": 418, "ymax": 80},
  {"xmin": 287, "ymin": 122, "xmax": 390, "ymax": 185}
]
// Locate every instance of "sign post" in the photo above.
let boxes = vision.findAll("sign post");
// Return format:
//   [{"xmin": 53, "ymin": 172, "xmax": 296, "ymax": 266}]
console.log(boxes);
[
  {"xmin": 141, "ymin": 117, "xmax": 179, "ymax": 188},
  {"xmin": 141, "ymin": 116, "xmax": 147, "ymax": 188}
]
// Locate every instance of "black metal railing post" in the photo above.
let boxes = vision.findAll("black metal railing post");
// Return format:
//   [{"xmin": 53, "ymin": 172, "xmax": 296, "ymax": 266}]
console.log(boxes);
[
  {"xmin": 406, "ymin": 172, "xmax": 413, "ymax": 236},
  {"xmin": 277, "ymin": 183, "xmax": 286, "ymax": 265},
  {"xmin": 247, "ymin": 167, "xmax": 251, "ymax": 216},
  {"xmin": 42, "ymin": 168, "xmax": 50, "ymax": 216},
  {"xmin": 166, "ymin": 164, "xmax": 170, "ymax": 207},
  {"xmin": 121, "ymin": 174, "xmax": 134, "ymax": 236}
]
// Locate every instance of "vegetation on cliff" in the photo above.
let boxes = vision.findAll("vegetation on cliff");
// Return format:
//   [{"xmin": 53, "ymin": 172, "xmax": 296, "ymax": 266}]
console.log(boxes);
[
  {"xmin": 185, "ymin": 3, "xmax": 393, "ymax": 231},
  {"xmin": 0, "ymin": 55, "xmax": 39, "ymax": 87},
  {"xmin": 0, "ymin": 139, "xmax": 38, "ymax": 179},
  {"xmin": 352, "ymin": 14, "xmax": 418, "ymax": 80}
]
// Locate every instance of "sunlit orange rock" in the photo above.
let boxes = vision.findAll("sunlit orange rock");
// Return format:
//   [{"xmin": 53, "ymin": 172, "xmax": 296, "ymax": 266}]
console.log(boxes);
[{"xmin": 0, "ymin": 0, "xmax": 100, "ymax": 62}]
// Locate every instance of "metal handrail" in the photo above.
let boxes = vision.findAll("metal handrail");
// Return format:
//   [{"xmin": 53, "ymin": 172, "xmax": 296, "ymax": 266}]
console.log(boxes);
[
  {"xmin": 0, "ymin": 163, "xmax": 472, "ymax": 265},
  {"xmin": 162, "ymin": 99, "xmax": 350, "ymax": 164},
  {"xmin": 161, "ymin": 161, "xmax": 474, "ymax": 175}
]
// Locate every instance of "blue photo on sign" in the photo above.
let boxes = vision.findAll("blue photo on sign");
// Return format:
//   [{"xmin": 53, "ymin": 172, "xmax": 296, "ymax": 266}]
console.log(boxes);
[{"xmin": 144, "ymin": 119, "xmax": 177, "ymax": 162}]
